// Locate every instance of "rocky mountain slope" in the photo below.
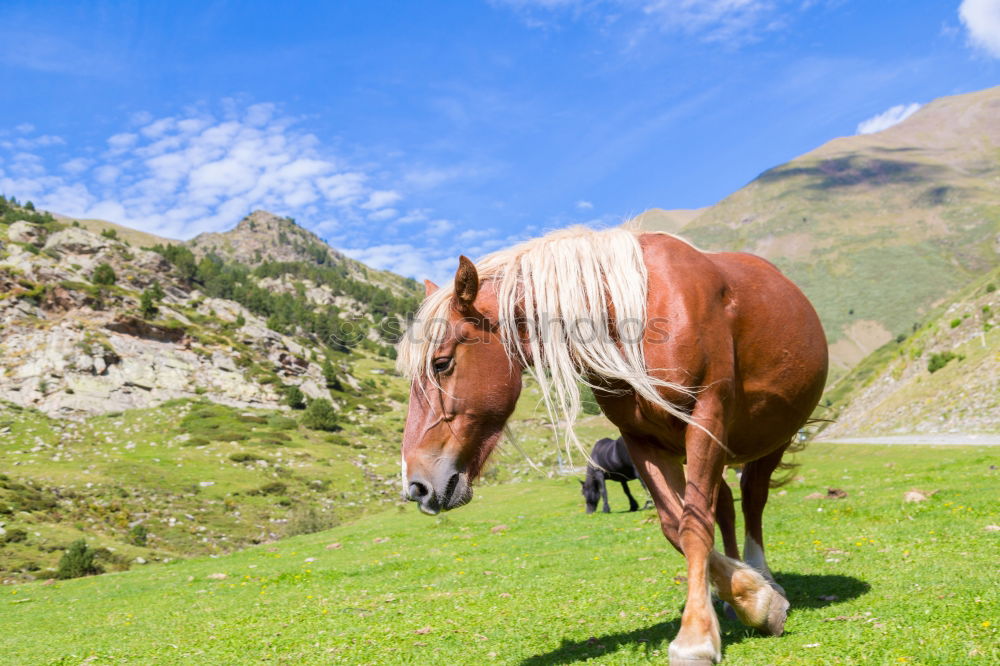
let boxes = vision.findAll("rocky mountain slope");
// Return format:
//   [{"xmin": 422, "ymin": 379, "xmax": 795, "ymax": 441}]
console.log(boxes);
[
  {"xmin": 817, "ymin": 266, "xmax": 999, "ymax": 438},
  {"xmin": 635, "ymin": 85, "xmax": 1000, "ymax": 372},
  {"xmin": 188, "ymin": 210, "xmax": 415, "ymax": 296},
  {"xmin": 0, "ymin": 198, "xmax": 420, "ymax": 417}
]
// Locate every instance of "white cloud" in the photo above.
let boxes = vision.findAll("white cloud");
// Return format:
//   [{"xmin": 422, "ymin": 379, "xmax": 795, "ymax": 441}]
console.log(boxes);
[
  {"xmin": 397, "ymin": 208, "xmax": 432, "ymax": 225},
  {"xmin": 427, "ymin": 219, "xmax": 454, "ymax": 235},
  {"xmin": 960, "ymin": 0, "xmax": 1000, "ymax": 58},
  {"xmin": 61, "ymin": 157, "xmax": 92, "ymax": 174},
  {"xmin": 1, "ymin": 134, "xmax": 65, "ymax": 150},
  {"xmin": 575, "ymin": 199, "xmax": 594, "ymax": 210},
  {"xmin": 15, "ymin": 123, "xmax": 35, "ymax": 134},
  {"xmin": 93, "ymin": 165, "xmax": 121, "ymax": 185},
  {"xmin": 367, "ymin": 207, "xmax": 398, "ymax": 222},
  {"xmin": 856, "ymin": 102, "xmax": 922, "ymax": 134},
  {"xmin": 361, "ymin": 189, "xmax": 403, "ymax": 210},
  {"xmin": 642, "ymin": 0, "xmax": 780, "ymax": 43},
  {"xmin": 494, "ymin": 0, "xmax": 785, "ymax": 44},
  {"xmin": 0, "ymin": 106, "xmax": 401, "ymax": 239},
  {"xmin": 107, "ymin": 133, "xmax": 138, "ymax": 152},
  {"xmin": 1, "ymin": 102, "xmax": 507, "ymax": 280}
]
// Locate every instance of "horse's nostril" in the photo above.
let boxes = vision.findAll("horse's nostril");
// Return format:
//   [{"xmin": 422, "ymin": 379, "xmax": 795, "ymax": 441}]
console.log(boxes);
[{"xmin": 408, "ymin": 481, "xmax": 430, "ymax": 501}]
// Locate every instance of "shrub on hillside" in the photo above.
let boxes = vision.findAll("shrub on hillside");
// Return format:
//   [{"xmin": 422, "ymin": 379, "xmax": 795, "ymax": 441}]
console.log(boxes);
[
  {"xmin": 139, "ymin": 289, "xmax": 159, "ymax": 319},
  {"xmin": 927, "ymin": 351, "xmax": 957, "ymax": 374},
  {"xmin": 128, "ymin": 524, "xmax": 148, "ymax": 547},
  {"xmin": 248, "ymin": 481, "xmax": 287, "ymax": 496},
  {"xmin": 147, "ymin": 280, "xmax": 165, "ymax": 300},
  {"xmin": 284, "ymin": 385, "xmax": 306, "ymax": 410},
  {"xmin": 302, "ymin": 398, "xmax": 339, "ymax": 431},
  {"xmin": 92, "ymin": 263, "xmax": 117, "ymax": 286},
  {"xmin": 230, "ymin": 452, "xmax": 266, "ymax": 463},
  {"xmin": 2, "ymin": 527, "xmax": 28, "ymax": 543},
  {"xmin": 56, "ymin": 539, "xmax": 103, "ymax": 579}
]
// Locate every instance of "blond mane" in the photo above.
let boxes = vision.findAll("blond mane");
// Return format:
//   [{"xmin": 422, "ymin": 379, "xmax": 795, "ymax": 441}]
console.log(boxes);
[{"xmin": 397, "ymin": 226, "xmax": 702, "ymax": 460}]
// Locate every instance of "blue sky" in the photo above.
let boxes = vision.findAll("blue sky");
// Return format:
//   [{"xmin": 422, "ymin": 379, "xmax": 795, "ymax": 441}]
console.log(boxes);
[{"xmin": 1, "ymin": 1, "xmax": 998, "ymax": 281}]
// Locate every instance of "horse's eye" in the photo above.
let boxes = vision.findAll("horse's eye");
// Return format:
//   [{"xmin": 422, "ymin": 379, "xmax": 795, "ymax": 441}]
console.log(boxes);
[{"xmin": 432, "ymin": 357, "xmax": 454, "ymax": 374}]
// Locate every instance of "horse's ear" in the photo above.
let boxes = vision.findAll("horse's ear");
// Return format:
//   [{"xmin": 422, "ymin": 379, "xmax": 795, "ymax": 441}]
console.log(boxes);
[
  {"xmin": 423, "ymin": 279, "xmax": 439, "ymax": 298},
  {"xmin": 453, "ymin": 255, "xmax": 479, "ymax": 314}
]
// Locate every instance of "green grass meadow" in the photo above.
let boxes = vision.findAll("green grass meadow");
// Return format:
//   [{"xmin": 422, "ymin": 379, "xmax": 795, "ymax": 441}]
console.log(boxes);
[{"xmin": 2, "ymin": 443, "xmax": 997, "ymax": 665}]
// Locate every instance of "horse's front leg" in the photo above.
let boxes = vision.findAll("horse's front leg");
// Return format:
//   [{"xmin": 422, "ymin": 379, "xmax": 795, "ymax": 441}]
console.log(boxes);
[
  {"xmin": 670, "ymin": 406, "xmax": 728, "ymax": 665},
  {"xmin": 621, "ymin": 437, "xmax": 696, "ymax": 657}
]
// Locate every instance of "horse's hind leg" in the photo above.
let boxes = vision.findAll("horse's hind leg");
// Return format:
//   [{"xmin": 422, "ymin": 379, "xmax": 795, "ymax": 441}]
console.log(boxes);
[
  {"xmin": 620, "ymin": 481, "xmax": 640, "ymax": 511},
  {"xmin": 716, "ymin": 480, "xmax": 739, "ymax": 560},
  {"xmin": 740, "ymin": 446, "xmax": 787, "ymax": 594}
]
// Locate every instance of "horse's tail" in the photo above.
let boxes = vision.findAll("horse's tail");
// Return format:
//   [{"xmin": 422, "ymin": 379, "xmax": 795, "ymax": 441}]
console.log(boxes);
[{"xmin": 769, "ymin": 417, "xmax": 834, "ymax": 488}]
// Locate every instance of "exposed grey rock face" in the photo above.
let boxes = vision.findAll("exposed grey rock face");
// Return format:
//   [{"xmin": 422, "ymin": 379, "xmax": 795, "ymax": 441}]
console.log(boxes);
[
  {"xmin": 7, "ymin": 221, "xmax": 45, "ymax": 245},
  {"xmin": 0, "ymin": 261, "xmax": 331, "ymax": 416},
  {"xmin": 0, "ymin": 207, "xmax": 411, "ymax": 417},
  {"xmin": 43, "ymin": 227, "xmax": 108, "ymax": 255},
  {"xmin": 0, "ymin": 307, "xmax": 326, "ymax": 416}
]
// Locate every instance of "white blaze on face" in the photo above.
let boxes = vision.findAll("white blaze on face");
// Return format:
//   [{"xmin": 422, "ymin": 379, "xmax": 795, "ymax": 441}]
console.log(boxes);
[{"xmin": 401, "ymin": 453, "xmax": 408, "ymax": 489}]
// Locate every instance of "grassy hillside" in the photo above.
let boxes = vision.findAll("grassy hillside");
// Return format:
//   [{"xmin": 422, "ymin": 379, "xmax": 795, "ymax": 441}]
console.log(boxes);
[
  {"xmin": 50, "ymin": 213, "xmax": 180, "ymax": 249},
  {"xmin": 636, "ymin": 86, "xmax": 1000, "ymax": 373},
  {"xmin": 0, "ymin": 374, "xmax": 618, "ymax": 582},
  {"xmin": 2, "ymin": 443, "xmax": 997, "ymax": 664},
  {"xmin": 817, "ymin": 266, "xmax": 999, "ymax": 438}
]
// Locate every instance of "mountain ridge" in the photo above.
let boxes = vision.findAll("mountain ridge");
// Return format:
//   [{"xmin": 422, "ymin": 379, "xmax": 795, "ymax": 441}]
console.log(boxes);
[
  {"xmin": 635, "ymin": 85, "xmax": 1000, "ymax": 372},
  {"xmin": 0, "ymin": 198, "xmax": 420, "ymax": 417}
]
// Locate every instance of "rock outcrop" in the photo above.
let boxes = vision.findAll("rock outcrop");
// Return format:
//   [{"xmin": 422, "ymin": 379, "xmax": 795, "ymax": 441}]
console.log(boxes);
[
  {"xmin": 7, "ymin": 221, "xmax": 45, "ymax": 245},
  {"xmin": 1, "ymin": 221, "xmax": 337, "ymax": 417}
]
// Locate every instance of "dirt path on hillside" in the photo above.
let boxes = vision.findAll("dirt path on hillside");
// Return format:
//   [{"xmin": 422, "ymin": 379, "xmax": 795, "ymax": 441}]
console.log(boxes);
[{"xmin": 814, "ymin": 434, "xmax": 1000, "ymax": 446}]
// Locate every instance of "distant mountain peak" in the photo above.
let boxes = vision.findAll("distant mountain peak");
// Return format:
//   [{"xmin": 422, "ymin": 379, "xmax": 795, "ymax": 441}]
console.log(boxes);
[{"xmin": 188, "ymin": 209, "xmax": 343, "ymax": 268}]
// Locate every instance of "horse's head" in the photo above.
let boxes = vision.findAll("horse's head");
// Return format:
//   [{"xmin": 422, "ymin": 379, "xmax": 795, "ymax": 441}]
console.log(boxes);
[
  {"xmin": 580, "ymin": 467, "xmax": 603, "ymax": 514},
  {"xmin": 400, "ymin": 257, "xmax": 522, "ymax": 515}
]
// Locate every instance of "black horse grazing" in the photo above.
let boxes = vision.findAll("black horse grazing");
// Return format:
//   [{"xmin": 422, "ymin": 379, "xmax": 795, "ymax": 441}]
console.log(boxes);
[{"xmin": 580, "ymin": 437, "xmax": 648, "ymax": 513}]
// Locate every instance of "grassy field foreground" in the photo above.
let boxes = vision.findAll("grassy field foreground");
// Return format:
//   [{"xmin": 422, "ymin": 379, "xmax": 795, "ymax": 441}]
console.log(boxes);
[{"xmin": 2, "ymin": 444, "xmax": 998, "ymax": 665}]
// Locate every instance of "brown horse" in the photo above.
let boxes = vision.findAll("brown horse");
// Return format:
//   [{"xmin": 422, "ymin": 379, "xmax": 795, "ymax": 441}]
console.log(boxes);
[{"xmin": 398, "ymin": 227, "xmax": 827, "ymax": 665}]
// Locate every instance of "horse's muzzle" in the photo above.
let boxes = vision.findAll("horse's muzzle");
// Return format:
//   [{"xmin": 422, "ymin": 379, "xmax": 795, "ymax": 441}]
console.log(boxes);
[{"xmin": 404, "ymin": 468, "xmax": 472, "ymax": 515}]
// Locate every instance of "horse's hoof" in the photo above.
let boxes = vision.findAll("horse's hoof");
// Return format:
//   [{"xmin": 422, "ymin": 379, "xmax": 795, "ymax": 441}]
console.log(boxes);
[
  {"xmin": 669, "ymin": 638, "xmax": 721, "ymax": 665},
  {"xmin": 762, "ymin": 592, "xmax": 789, "ymax": 636}
]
